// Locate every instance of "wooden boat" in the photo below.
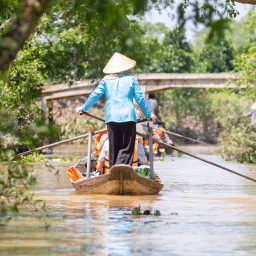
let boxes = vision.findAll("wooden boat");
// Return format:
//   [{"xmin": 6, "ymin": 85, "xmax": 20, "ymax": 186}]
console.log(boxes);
[{"xmin": 70, "ymin": 164, "xmax": 163, "ymax": 195}]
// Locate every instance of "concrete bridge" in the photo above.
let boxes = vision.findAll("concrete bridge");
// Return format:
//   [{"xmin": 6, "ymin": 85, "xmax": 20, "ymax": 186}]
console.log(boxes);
[
  {"xmin": 41, "ymin": 73, "xmax": 240, "ymax": 116},
  {"xmin": 42, "ymin": 73, "xmax": 239, "ymax": 102}
]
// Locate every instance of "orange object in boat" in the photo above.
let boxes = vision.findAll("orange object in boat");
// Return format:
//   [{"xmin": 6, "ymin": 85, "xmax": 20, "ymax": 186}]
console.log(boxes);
[
  {"xmin": 67, "ymin": 170, "xmax": 78, "ymax": 181},
  {"xmin": 67, "ymin": 166, "xmax": 83, "ymax": 181}
]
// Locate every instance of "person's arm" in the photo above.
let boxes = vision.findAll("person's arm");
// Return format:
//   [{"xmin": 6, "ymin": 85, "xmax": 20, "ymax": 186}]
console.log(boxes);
[
  {"xmin": 96, "ymin": 134, "xmax": 108, "ymax": 151},
  {"xmin": 98, "ymin": 140, "xmax": 108, "ymax": 162},
  {"xmin": 82, "ymin": 79, "xmax": 106, "ymax": 111},
  {"xmin": 154, "ymin": 133, "xmax": 163, "ymax": 142},
  {"xmin": 133, "ymin": 77, "xmax": 151, "ymax": 118},
  {"xmin": 96, "ymin": 140, "xmax": 109, "ymax": 172},
  {"xmin": 244, "ymin": 110, "xmax": 253, "ymax": 117}
]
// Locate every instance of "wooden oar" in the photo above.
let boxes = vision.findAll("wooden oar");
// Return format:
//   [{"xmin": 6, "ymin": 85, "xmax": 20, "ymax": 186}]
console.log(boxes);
[
  {"xmin": 79, "ymin": 111, "xmax": 105, "ymax": 122},
  {"xmin": 79, "ymin": 111, "xmax": 152, "ymax": 123},
  {"xmin": 78, "ymin": 111, "xmax": 256, "ymax": 183},
  {"xmin": 17, "ymin": 128, "xmax": 107, "ymax": 157},
  {"xmin": 141, "ymin": 124, "xmax": 209, "ymax": 145},
  {"xmin": 136, "ymin": 131, "xmax": 256, "ymax": 184},
  {"xmin": 162, "ymin": 129, "xmax": 209, "ymax": 145}
]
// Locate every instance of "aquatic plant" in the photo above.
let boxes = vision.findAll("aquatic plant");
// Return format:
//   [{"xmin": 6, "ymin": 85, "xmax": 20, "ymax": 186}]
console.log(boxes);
[
  {"xmin": 22, "ymin": 153, "xmax": 45, "ymax": 163},
  {"xmin": 159, "ymin": 148, "xmax": 166, "ymax": 161},
  {"xmin": 132, "ymin": 206, "xmax": 161, "ymax": 216}
]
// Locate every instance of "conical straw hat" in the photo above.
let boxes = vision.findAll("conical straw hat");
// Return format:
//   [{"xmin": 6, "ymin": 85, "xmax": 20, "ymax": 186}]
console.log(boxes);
[
  {"xmin": 251, "ymin": 103, "xmax": 256, "ymax": 110},
  {"xmin": 103, "ymin": 52, "xmax": 136, "ymax": 74}
]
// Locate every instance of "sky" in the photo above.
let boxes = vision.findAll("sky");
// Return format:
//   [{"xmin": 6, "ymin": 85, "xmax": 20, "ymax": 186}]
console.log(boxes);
[{"xmin": 143, "ymin": 1, "xmax": 253, "ymax": 42}]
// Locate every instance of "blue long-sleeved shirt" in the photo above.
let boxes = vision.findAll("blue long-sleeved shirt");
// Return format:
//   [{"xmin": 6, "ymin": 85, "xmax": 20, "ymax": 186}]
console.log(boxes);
[{"xmin": 82, "ymin": 74, "xmax": 151, "ymax": 123}]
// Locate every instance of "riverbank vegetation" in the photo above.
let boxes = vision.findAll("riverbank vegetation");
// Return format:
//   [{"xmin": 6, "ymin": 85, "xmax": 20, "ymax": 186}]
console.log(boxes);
[{"xmin": 0, "ymin": 0, "xmax": 256, "ymax": 221}]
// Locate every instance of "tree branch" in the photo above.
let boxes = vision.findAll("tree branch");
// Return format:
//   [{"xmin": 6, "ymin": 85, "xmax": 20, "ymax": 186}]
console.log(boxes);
[
  {"xmin": 234, "ymin": 0, "xmax": 256, "ymax": 4},
  {"xmin": 0, "ymin": 18, "xmax": 12, "ymax": 31},
  {"xmin": 0, "ymin": 0, "xmax": 51, "ymax": 72}
]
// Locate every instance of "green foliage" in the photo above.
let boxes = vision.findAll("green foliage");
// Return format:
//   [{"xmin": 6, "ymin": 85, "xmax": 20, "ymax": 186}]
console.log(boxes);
[
  {"xmin": 0, "ymin": 109, "xmax": 51, "ymax": 224},
  {"xmin": 133, "ymin": 166, "xmax": 150, "ymax": 178},
  {"xmin": 0, "ymin": 39, "xmax": 58, "ymax": 223},
  {"xmin": 140, "ymin": 21, "xmax": 170, "ymax": 39},
  {"xmin": 0, "ymin": 0, "xmax": 21, "ymax": 21},
  {"xmin": 159, "ymin": 88, "xmax": 214, "ymax": 130},
  {"xmin": 218, "ymin": 125, "xmax": 256, "ymax": 163},
  {"xmin": 210, "ymin": 90, "xmax": 252, "ymax": 129},
  {"xmin": 243, "ymin": 9, "xmax": 256, "ymax": 35},
  {"xmin": 21, "ymin": 153, "xmax": 45, "ymax": 163},
  {"xmin": 33, "ymin": 13, "xmax": 147, "ymax": 81},
  {"xmin": 177, "ymin": 0, "xmax": 238, "ymax": 40},
  {"xmin": 60, "ymin": 115, "xmax": 103, "ymax": 140},
  {"xmin": 158, "ymin": 27, "xmax": 194, "ymax": 73},
  {"xmin": 196, "ymin": 35, "xmax": 234, "ymax": 73},
  {"xmin": 193, "ymin": 20, "xmax": 255, "ymax": 54},
  {"xmin": 159, "ymin": 148, "xmax": 166, "ymax": 160},
  {"xmin": 234, "ymin": 41, "xmax": 256, "ymax": 88},
  {"xmin": 158, "ymin": 87, "xmax": 253, "ymax": 145},
  {"xmin": 232, "ymin": 9, "xmax": 256, "ymax": 99},
  {"xmin": 138, "ymin": 26, "xmax": 194, "ymax": 73}
]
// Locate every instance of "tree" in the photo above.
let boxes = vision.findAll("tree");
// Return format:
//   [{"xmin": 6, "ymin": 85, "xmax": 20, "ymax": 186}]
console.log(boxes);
[
  {"xmin": 233, "ymin": 9, "xmax": 256, "ymax": 91},
  {"xmin": 1, "ymin": 0, "xmax": 256, "ymax": 73},
  {"xmin": 193, "ymin": 19, "xmax": 255, "ymax": 54},
  {"xmin": 158, "ymin": 27, "xmax": 194, "ymax": 73},
  {"xmin": 0, "ymin": 0, "xmax": 174, "ymax": 73},
  {"xmin": 0, "ymin": 0, "xmax": 51, "ymax": 72},
  {"xmin": 137, "ymin": 25, "xmax": 194, "ymax": 73}
]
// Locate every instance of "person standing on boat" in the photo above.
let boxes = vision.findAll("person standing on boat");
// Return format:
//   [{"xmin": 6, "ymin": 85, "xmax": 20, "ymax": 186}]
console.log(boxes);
[{"xmin": 76, "ymin": 52, "xmax": 155, "ymax": 169}]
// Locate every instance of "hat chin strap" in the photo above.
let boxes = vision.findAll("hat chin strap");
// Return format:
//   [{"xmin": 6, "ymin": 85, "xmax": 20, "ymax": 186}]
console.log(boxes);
[{"xmin": 107, "ymin": 70, "xmax": 131, "ymax": 77}]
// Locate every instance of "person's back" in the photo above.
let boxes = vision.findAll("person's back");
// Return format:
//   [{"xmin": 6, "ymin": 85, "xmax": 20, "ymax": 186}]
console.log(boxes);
[
  {"xmin": 104, "ymin": 73, "xmax": 139, "ymax": 123},
  {"xmin": 146, "ymin": 92, "xmax": 158, "ymax": 115}
]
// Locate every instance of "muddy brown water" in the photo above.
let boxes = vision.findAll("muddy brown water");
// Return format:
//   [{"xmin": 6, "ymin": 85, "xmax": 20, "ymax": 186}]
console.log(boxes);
[{"xmin": 1, "ymin": 145, "xmax": 256, "ymax": 256}]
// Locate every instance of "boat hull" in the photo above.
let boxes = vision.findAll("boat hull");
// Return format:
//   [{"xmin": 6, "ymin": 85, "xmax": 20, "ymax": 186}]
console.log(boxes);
[{"xmin": 71, "ymin": 165, "xmax": 163, "ymax": 195}]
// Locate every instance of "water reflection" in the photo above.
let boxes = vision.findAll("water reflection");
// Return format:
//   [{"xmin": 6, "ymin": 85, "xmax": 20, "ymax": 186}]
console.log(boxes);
[{"xmin": 1, "ymin": 146, "xmax": 256, "ymax": 255}]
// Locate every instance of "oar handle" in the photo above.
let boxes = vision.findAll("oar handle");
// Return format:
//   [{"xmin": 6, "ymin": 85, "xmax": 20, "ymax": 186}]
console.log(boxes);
[
  {"xmin": 79, "ymin": 111, "xmax": 152, "ymax": 123},
  {"xmin": 79, "ymin": 111, "xmax": 105, "ymax": 122},
  {"xmin": 137, "ymin": 117, "xmax": 152, "ymax": 123}
]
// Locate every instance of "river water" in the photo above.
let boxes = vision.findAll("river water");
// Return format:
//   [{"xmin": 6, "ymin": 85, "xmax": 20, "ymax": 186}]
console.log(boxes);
[{"xmin": 1, "ymin": 145, "xmax": 256, "ymax": 256}]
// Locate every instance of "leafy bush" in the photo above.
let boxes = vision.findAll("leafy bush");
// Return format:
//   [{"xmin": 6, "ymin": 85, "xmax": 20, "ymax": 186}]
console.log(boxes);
[
  {"xmin": 0, "ymin": 109, "xmax": 51, "ymax": 225},
  {"xmin": 234, "ymin": 41, "xmax": 256, "ymax": 90},
  {"xmin": 197, "ymin": 35, "xmax": 234, "ymax": 73},
  {"xmin": 218, "ymin": 125, "xmax": 256, "ymax": 163}
]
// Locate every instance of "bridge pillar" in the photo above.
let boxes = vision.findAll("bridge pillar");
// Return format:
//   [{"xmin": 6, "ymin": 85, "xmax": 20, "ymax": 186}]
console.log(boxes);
[
  {"xmin": 40, "ymin": 97, "xmax": 53, "ymax": 125},
  {"xmin": 140, "ymin": 85, "xmax": 149, "ymax": 99}
]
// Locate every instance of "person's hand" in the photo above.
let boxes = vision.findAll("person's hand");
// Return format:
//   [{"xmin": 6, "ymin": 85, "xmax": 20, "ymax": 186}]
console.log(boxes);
[
  {"xmin": 76, "ymin": 106, "xmax": 83, "ymax": 115},
  {"xmin": 150, "ymin": 114, "xmax": 156, "ymax": 121},
  {"xmin": 142, "ymin": 161, "xmax": 150, "ymax": 166}
]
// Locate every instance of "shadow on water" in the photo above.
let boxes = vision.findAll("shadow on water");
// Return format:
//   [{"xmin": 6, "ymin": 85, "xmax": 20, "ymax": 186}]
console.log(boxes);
[{"xmin": 1, "ymin": 145, "xmax": 256, "ymax": 255}]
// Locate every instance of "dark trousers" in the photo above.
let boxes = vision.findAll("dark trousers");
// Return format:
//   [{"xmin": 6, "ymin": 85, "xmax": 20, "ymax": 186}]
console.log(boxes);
[{"xmin": 107, "ymin": 121, "xmax": 136, "ymax": 168}]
